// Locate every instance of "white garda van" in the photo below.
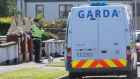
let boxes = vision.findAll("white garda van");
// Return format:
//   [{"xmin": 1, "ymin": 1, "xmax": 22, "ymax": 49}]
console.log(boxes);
[{"xmin": 65, "ymin": 2, "xmax": 137, "ymax": 79}]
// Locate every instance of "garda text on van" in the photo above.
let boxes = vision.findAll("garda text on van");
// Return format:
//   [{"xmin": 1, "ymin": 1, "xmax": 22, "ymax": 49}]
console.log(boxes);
[{"xmin": 78, "ymin": 9, "xmax": 120, "ymax": 19}]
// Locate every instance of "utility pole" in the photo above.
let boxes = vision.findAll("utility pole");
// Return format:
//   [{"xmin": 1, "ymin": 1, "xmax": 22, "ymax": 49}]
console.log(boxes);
[
  {"xmin": 20, "ymin": 0, "xmax": 23, "ymax": 18},
  {"xmin": 134, "ymin": 0, "xmax": 137, "ymax": 30}
]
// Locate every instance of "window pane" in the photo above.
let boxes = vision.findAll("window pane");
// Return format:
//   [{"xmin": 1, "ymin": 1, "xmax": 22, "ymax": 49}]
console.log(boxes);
[
  {"xmin": 60, "ymin": 6, "xmax": 65, "ymax": 11},
  {"xmin": 59, "ymin": 4, "xmax": 73, "ymax": 18},
  {"xmin": 36, "ymin": 5, "xmax": 44, "ymax": 18}
]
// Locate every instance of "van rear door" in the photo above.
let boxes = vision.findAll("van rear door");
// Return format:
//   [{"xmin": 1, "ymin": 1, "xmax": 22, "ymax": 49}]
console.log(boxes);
[
  {"xmin": 71, "ymin": 7, "xmax": 99, "ymax": 61},
  {"xmin": 98, "ymin": 6, "xmax": 127, "ymax": 68},
  {"xmin": 71, "ymin": 6, "xmax": 127, "ymax": 69}
]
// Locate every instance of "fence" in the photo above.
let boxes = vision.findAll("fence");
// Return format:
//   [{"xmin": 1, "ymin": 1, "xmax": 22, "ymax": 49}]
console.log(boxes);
[
  {"xmin": 42, "ymin": 39, "xmax": 65, "ymax": 57},
  {"xmin": 7, "ymin": 34, "xmax": 32, "ymax": 62},
  {"xmin": 0, "ymin": 42, "xmax": 18, "ymax": 65}
]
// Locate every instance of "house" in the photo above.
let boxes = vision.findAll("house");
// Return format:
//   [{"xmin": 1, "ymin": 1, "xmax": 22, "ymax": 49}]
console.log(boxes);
[{"xmin": 17, "ymin": 0, "xmax": 140, "ymax": 29}]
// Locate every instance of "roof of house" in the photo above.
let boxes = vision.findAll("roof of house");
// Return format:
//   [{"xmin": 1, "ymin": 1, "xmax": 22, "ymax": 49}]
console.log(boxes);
[{"xmin": 25, "ymin": 0, "xmax": 133, "ymax": 2}]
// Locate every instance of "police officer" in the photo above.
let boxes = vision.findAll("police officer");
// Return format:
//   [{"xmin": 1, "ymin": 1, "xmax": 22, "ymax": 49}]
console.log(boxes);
[{"xmin": 31, "ymin": 19, "xmax": 44, "ymax": 63}]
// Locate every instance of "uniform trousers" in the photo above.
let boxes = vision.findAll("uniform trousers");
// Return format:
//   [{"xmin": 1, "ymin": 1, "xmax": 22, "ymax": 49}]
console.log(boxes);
[{"xmin": 33, "ymin": 39, "xmax": 41, "ymax": 62}]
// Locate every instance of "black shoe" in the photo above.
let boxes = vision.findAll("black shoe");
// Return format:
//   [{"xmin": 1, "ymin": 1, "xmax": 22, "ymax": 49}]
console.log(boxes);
[{"xmin": 35, "ymin": 60, "xmax": 42, "ymax": 63}]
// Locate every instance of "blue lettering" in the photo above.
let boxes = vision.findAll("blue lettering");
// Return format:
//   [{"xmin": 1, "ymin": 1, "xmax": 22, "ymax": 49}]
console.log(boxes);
[
  {"xmin": 112, "ymin": 10, "xmax": 119, "ymax": 17},
  {"xmin": 78, "ymin": 10, "xmax": 84, "ymax": 18},
  {"xmin": 95, "ymin": 10, "xmax": 101, "ymax": 17},
  {"xmin": 103, "ymin": 10, "xmax": 110, "ymax": 17},
  {"xmin": 78, "ymin": 9, "xmax": 119, "ymax": 19},
  {"xmin": 87, "ymin": 10, "xmax": 93, "ymax": 18}
]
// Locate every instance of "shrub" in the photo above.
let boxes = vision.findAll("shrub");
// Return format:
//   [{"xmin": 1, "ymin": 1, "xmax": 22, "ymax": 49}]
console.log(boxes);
[
  {"xmin": 0, "ymin": 17, "xmax": 15, "ymax": 35},
  {"xmin": 0, "ymin": 17, "xmax": 15, "ymax": 23},
  {"xmin": 42, "ymin": 31, "xmax": 54, "ymax": 40},
  {"xmin": 44, "ymin": 19, "xmax": 67, "ymax": 28}
]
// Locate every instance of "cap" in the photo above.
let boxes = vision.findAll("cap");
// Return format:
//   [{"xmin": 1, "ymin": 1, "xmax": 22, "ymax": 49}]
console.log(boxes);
[{"xmin": 34, "ymin": 18, "xmax": 39, "ymax": 22}]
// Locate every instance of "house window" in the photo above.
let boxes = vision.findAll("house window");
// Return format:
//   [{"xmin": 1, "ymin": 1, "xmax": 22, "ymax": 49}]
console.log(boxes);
[
  {"xmin": 59, "ymin": 4, "xmax": 73, "ymax": 18},
  {"xmin": 36, "ymin": 5, "xmax": 44, "ymax": 18}
]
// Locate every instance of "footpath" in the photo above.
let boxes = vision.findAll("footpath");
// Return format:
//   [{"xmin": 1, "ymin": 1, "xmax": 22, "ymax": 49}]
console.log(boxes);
[{"xmin": 0, "ymin": 57, "xmax": 65, "ymax": 74}]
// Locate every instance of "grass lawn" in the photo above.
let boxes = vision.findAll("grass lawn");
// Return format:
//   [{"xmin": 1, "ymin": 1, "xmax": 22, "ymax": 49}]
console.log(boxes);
[
  {"xmin": 47, "ymin": 61, "xmax": 65, "ymax": 67},
  {"xmin": 0, "ymin": 68, "xmax": 68, "ymax": 79}
]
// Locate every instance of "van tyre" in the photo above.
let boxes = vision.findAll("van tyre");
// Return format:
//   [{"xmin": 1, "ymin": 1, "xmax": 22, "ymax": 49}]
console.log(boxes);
[
  {"xmin": 69, "ymin": 73, "xmax": 76, "ymax": 79},
  {"xmin": 126, "ymin": 71, "xmax": 133, "ymax": 79},
  {"xmin": 126, "ymin": 70, "xmax": 137, "ymax": 79},
  {"xmin": 134, "ymin": 67, "xmax": 137, "ymax": 77},
  {"xmin": 69, "ymin": 73, "xmax": 82, "ymax": 79},
  {"xmin": 134, "ymin": 70, "xmax": 137, "ymax": 78}
]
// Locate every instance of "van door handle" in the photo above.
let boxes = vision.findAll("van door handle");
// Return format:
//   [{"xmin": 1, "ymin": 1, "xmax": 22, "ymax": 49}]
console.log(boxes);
[
  {"xmin": 90, "ymin": 18, "xmax": 96, "ymax": 20},
  {"xmin": 114, "ymin": 43, "xmax": 118, "ymax": 45},
  {"xmin": 101, "ymin": 50, "xmax": 107, "ymax": 53},
  {"xmin": 125, "ymin": 29, "xmax": 128, "ymax": 32},
  {"xmin": 69, "ymin": 31, "xmax": 72, "ymax": 33}
]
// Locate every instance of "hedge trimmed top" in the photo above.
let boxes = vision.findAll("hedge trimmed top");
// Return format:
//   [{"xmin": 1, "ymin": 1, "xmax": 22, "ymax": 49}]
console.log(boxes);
[{"xmin": 0, "ymin": 17, "xmax": 15, "ymax": 24}]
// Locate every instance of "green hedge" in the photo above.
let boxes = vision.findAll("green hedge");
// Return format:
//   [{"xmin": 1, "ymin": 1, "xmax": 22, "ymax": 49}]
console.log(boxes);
[
  {"xmin": 42, "ymin": 32, "xmax": 54, "ymax": 40},
  {"xmin": 0, "ymin": 17, "xmax": 14, "ymax": 35},
  {"xmin": 0, "ymin": 23, "xmax": 10, "ymax": 35}
]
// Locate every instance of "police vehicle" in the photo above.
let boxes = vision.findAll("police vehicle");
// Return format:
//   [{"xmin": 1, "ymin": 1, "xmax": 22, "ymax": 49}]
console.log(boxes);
[{"xmin": 65, "ymin": 2, "xmax": 137, "ymax": 79}]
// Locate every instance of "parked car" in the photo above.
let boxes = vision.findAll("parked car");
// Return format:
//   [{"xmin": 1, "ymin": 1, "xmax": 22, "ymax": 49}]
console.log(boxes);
[
  {"xmin": 136, "ymin": 42, "xmax": 140, "ymax": 61},
  {"xmin": 135, "ymin": 30, "xmax": 140, "ymax": 61}
]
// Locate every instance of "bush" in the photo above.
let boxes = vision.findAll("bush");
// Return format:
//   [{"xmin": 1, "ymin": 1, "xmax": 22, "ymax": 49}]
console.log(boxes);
[
  {"xmin": 0, "ymin": 23, "xmax": 10, "ymax": 35},
  {"xmin": 0, "ymin": 17, "xmax": 15, "ymax": 23},
  {"xmin": 0, "ymin": 17, "xmax": 14, "ymax": 35},
  {"xmin": 44, "ymin": 19, "xmax": 67, "ymax": 28},
  {"xmin": 42, "ymin": 31, "xmax": 54, "ymax": 40},
  {"xmin": 54, "ymin": 19, "xmax": 67, "ymax": 28}
]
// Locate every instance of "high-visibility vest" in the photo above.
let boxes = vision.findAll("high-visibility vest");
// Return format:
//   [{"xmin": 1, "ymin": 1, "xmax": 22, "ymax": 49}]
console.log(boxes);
[{"xmin": 31, "ymin": 25, "xmax": 44, "ymax": 39}]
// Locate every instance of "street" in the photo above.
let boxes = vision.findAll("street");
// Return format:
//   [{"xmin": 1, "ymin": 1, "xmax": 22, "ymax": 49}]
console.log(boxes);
[
  {"xmin": 60, "ymin": 63, "xmax": 140, "ymax": 79},
  {"xmin": 82, "ymin": 65, "xmax": 140, "ymax": 79}
]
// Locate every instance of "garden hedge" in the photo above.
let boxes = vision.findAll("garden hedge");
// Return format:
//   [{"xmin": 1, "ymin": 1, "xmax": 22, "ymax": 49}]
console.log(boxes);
[{"xmin": 0, "ymin": 17, "xmax": 14, "ymax": 35}]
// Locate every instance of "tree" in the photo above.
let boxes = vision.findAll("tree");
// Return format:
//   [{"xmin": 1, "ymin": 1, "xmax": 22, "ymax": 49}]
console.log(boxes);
[
  {"xmin": 0, "ymin": 0, "xmax": 20, "ymax": 17},
  {"xmin": 0, "ymin": 0, "xmax": 9, "ymax": 17}
]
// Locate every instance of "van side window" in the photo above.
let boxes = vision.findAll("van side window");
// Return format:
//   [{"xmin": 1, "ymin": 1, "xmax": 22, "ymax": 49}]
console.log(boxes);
[
  {"xmin": 66, "ymin": 25, "xmax": 68, "ymax": 44},
  {"xmin": 129, "ymin": 19, "xmax": 135, "ymax": 43},
  {"xmin": 65, "ymin": 17, "xmax": 70, "ymax": 45}
]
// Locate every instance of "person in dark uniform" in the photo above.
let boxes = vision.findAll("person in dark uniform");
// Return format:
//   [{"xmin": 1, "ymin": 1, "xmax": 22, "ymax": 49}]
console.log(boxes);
[{"xmin": 31, "ymin": 19, "xmax": 44, "ymax": 63}]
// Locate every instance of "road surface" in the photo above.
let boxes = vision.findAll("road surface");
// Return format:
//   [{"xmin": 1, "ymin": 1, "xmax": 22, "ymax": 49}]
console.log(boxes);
[{"xmin": 60, "ymin": 63, "xmax": 140, "ymax": 79}]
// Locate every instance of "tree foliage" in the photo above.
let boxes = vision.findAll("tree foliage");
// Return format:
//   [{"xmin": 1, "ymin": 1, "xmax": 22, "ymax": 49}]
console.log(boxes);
[{"xmin": 0, "ymin": 0, "xmax": 20, "ymax": 17}]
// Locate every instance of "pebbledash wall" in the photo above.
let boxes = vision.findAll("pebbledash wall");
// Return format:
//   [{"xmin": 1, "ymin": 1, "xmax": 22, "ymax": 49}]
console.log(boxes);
[{"xmin": 17, "ymin": 0, "xmax": 140, "ymax": 29}]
